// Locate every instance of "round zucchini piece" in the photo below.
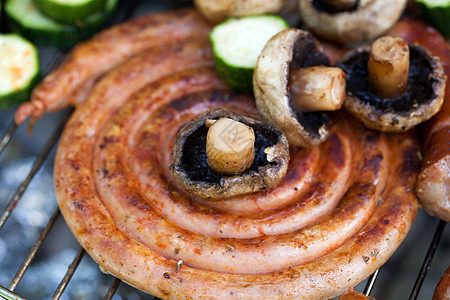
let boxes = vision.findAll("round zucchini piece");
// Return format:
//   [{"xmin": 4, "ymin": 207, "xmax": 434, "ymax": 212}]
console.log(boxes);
[
  {"xmin": 33, "ymin": 0, "xmax": 108, "ymax": 25},
  {"xmin": 0, "ymin": 34, "xmax": 40, "ymax": 109},
  {"xmin": 210, "ymin": 15, "xmax": 288, "ymax": 94},
  {"xmin": 5, "ymin": 0, "xmax": 117, "ymax": 50},
  {"xmin": 415, "ymin": 0, "xmax": 450, "ymax": 37}
]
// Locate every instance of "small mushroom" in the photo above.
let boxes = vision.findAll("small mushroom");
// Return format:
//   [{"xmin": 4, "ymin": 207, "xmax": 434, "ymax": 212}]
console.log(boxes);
[
  {"xmin": 172, "ymin": 108, "xmax": 289, "ymax": 201},
  {"xmin": 253, "ymin": 28, "xmax": 346, "ymax": 147},
  {"xmin": 336, "ymin": 35, "xmax": 447, "ymax": 132},
  {"xmin": 298, "ymin": 0, "xmax": 408, "ymax": 45},
  {"xmin": 193, "ymin": 0, "xmax": 297, "ymax": 23}
]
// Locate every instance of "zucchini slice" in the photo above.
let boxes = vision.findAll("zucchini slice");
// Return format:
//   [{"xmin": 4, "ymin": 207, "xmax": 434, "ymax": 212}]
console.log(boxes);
[
  {"xmin": 210, "ymin": 15, "xmax": 289, "ymax": 94},
  {"xmin": 0, "ymin": 34, "xmax": 40, "ymax": 109},
  {"xmin": 33, "ymin": 0, "xmax": 108, "ymax": 25},
  {"xmin": 5, "ymin": 0, "xmax": 117, "ymax": 50},
  {"xmin": 415, "ymin": 0, "xmax": 450, "ymax": 37}
]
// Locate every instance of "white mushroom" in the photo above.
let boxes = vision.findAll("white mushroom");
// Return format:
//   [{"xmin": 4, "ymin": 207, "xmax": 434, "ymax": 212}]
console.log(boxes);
[
  {"xmin": 172, "ymin": 108, "xmax": 290, "ymax": 201},
  {"xmin": 298, "ymin": 0, "xmax": 408, "ymax": 45},
  {"xmin": 253, "ymin": 28, "xmax": 344, "ymax": 147},
  {"xmin": 337, "ymin": 39, "xmax": 447, "ymax": 132}
]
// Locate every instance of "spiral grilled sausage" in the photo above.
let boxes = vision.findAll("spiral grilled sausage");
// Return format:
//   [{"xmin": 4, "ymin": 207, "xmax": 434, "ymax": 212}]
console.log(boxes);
[{"xmin": 53, "ymin": 10, "xmax": 421, "ymax": 299}]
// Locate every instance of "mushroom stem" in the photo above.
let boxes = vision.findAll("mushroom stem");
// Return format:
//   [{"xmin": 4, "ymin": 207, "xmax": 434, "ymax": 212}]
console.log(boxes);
[
  {"xmin": 206, "ymin": 117, "xmax": 255, "ymax": 175},
  {"xmin": 321, "ymin": 0, "xmax": 358, "ymax": 12},
  {"xmin": 368, "ymin": 36, "xmax": 410, "ymax": 99},
  {"xmin": 288, "ymin": 66, "xmax": 346, "ymax": 112}
]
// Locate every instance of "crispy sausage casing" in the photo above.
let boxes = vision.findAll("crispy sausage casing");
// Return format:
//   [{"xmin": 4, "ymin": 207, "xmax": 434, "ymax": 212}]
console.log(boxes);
[
  {"xmin": 14, "ymin": 8, "xmax": 212, "ymax": 126},
  {"xmin": 433, "ymin": 265, "xmax": 450, "ymax": 300},
  {"xmin": 389, "ymin": 20, "xmax": 450, "ymax": 222},
  {"xmin": 53, "ymin": 10, "xmax": 421, "ymax": 299}
]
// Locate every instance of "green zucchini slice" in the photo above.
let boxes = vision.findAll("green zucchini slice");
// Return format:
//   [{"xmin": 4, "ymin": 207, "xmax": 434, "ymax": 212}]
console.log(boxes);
[
  {"xmin": 33, "ymin": 0, "xmax": 108, "ymax": 25},
  {"xmin": 415, "ymin": 0, "xmax": 450, "ymax": 37},
  {"xmin": 210, "ymin": 15, "xmax": 289, "ymax": 94},
  {"xmin": 5, "ymin": 0, "xmax": 117, "ymax": 50},
  {"xmin": 0, "ymin": 34, "xmax": 40, "ymax": 109}
]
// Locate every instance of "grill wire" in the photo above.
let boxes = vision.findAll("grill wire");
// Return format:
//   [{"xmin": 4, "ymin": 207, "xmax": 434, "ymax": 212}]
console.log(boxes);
[{"xmin": 0, "ymin": 1, "xmax": 448, "ymax": 299}]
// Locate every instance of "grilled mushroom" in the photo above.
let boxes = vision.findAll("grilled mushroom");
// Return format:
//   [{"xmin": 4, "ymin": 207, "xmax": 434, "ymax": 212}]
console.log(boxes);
[
  {"xmin": 172, "ymin": 108, "xmax": 289, "ymax": 201},
  {"xmin": 193, "ymin": 0, "xmax": 297, "ymax": 23},
  {"xmin": 253, "ymin": 28, "xmax": 346, "ymax": 147},
  {"xmin": 298, "ymin": 0, "xmax": 408, "ymax": 45},
  {"xmin": 337, "ymin": 35, "xmax": 447, "ymax": 132}
]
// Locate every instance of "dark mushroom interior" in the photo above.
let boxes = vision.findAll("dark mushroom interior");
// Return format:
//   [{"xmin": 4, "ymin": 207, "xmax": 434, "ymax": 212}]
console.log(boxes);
[
  {"xmin": 180, "ymin": 119, "xmax": 280, "ymax": 184},
  {"xmin": 312, "ymin": 0, "xmax": 358, "ymax": 13},
  {"xmin": 288, "ymin": 35, "xmax": 331, "ymax": 139},
  {"xmin": 337, "ymin": 45, "xmax": 436, "ymax": 115}
]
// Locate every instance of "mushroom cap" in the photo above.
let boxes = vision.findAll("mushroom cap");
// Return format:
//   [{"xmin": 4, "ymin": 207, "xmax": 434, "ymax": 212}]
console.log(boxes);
[
  {"xmin": 172, "ymin": 108, "xmax": 290, "ymax": 201},
  {"xmin": 337, "ymin": 44, "xmax": 447, "ymax": 132},
  {"xmin": 253, "ymin": 28, "xmax": 330, "ymax": 147},
  {"xmin": 298, "ymin": 0, "xmax": 408, "ymax": 45},
  {"xmin": 193, "ymin": 0, "xmax": 284, "ymax": 23}
]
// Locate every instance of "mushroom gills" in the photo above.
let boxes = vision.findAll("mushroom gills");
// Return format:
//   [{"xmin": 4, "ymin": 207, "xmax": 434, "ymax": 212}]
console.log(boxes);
[
  {"xmin": 288, "ymin": 33, "xmax": 333, "ymax": 138},
  {"xmin": 253, "ymin": 28, "xmax": 334, "ymax": 147},
  {"xmin": 338, "ymin": 45, "xmax": 435, "ymax": 114},
  {"xmin": 173, "ymin": 106, "xmax": 290, "ymax": 201},
  {"xmin": 180, "ymin": 117, "xmax": 280, "ymax": 183},
  {"xmin": 336, "ymin": 39, "xmax": 446, "ymax": 132}
]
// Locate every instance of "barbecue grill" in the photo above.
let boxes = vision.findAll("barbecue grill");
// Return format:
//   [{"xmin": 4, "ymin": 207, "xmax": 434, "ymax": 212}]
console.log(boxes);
[{"xmin": 0, "ymin": 1, "xmax": 448, "ymax": 299}]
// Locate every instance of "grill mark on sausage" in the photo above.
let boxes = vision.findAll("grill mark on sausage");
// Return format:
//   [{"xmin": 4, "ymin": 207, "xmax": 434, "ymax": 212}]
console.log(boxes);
[{"xmin": 327, "ymin": 132, "xmax": 345, "ymax": 168}]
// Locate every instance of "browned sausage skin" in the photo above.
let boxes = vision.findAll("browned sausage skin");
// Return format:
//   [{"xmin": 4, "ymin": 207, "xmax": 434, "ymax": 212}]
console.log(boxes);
[
  {"xmin": 433, "ymin": 265, "xmax": 450, "ymax": 300},
  {"xmin": 389, "ymin": 19, "xmax": 450, "ymax": 222},
  {"xmin": 14, "ymin": 9, "xmax": 212, "ymax": 127},
  {"xmin": 338, "ymin": 288, "xmax": 374, "ymax": 299}
]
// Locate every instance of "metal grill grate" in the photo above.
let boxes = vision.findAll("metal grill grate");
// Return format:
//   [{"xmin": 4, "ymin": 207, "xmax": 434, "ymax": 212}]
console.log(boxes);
[{"xmin": 0, "ymin": 1, "xmax": 448, "ymax": 299}]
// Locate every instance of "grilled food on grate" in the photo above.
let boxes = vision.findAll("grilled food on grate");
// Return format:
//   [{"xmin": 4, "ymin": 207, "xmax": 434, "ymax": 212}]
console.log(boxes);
[{"xmin": 16, "ymin": 7, "xmax": 447, "ymax": 300}]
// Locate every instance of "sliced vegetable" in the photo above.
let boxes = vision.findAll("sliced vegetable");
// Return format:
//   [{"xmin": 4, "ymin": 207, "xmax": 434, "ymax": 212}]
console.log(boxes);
[
  {"xmin": 210, "ymin": 15, "xmax": 288, "ymax": 94},
  {"xmin": 0, "ymin": 34, "xmax": 40, "ymax": 109},
  {"xmin": 33, "ymin": 0, "xmax": 108, "ymax": 25},
  {"xmin": 415, "ymin": 0, "xmax": 450, "ymax": 37},
  {"xmin": 5, "ymin": 0, "xmax": 117, "ymax": 50}
]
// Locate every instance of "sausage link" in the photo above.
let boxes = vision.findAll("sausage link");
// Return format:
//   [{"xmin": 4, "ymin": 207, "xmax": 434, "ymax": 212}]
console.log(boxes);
[
  {"xmin": 433, "ymin": 265, "xmax": 450, "ymax": 300},
  {"xmin": 389, "ymin": 19, "xmax": 450, "ymax": 222},
  {"xmin": 14, "ymin": 8, "xmax": 211, "ymax": 127}
]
